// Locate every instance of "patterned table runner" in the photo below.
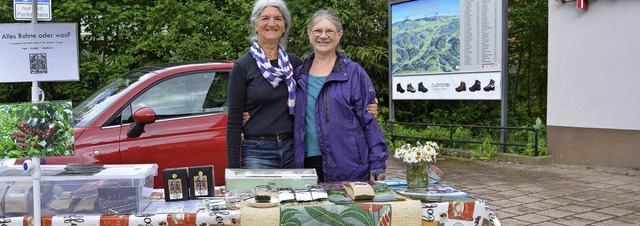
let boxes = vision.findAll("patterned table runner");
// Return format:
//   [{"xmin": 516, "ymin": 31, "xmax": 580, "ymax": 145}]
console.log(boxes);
[{"xmin": 280, "ymin": 204, "xmax": 391, "ymax": 226}]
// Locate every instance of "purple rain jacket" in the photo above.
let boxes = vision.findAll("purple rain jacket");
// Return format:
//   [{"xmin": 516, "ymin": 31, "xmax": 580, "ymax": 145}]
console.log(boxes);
[{"xmin": 293, "ymin": 52, "xmax": 389, "ymax": 182}]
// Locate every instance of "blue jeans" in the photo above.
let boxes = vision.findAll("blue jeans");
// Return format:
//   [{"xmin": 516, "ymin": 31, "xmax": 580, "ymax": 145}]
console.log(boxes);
[{"xmin": 241, "ymin": 138, "xmax": 294, "ymax": 169}]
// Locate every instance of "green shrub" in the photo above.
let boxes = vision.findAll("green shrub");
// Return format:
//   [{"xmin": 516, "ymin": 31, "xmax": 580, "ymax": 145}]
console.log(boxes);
[
  {"xmin": 383, "ymin": 118, "xmax": 549, "ymax": 157},
  {"xmin": 470, "ymin": 137, "xmax": 498, "ymax": 161},
  {"xmin": 524, "ymin": 117, "xmax": 548, "ymax": 156}
]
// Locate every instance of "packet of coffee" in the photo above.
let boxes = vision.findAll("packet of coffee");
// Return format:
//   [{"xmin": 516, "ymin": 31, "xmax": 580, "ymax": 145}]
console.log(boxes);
[
  {"xmin": 277, "ymin": 188, "xmax": 295, "ymax": 202},
  {"xmin": 308, "ymin": 185, "xmax": 328, "ymax": 200},
  {"xmin": 293, "ymin": 189, "xmax": 313, "ymax": 202},
  {"xmin": 342, "ymin": 182, "xmax": 375, "ymax": 201}
]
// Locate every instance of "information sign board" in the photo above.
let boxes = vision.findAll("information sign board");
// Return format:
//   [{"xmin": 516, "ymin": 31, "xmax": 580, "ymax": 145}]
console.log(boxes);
[
  {"xmin": 14, "ymin": 0, "xmax": 52, "ymax": 21},
  {"xmin": 390, "ymin": 0, "xmax": 503, "ymax": 100},
  {"xmin": 0, "ymin": 23, "xmax": 79, "ymax": 82}
]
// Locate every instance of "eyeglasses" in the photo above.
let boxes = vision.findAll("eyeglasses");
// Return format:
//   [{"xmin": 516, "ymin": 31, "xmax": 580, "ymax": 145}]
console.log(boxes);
[{"xmin": 309, "ymin": 29, "xmax": 340, "ymax": 37}]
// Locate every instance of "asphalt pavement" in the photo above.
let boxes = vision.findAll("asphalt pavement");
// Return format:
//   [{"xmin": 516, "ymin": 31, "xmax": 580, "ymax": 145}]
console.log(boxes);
[{"xmin": 384, "ymin": 156, "xmax": 640, "ymax": 225}]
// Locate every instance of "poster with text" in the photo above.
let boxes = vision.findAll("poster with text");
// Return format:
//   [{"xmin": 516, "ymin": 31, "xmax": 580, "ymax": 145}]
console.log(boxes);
[
  {"xmin": 0, "ymin": 23, "xmax": 79, "ymax": 82},
  {"xmin": 390, "ymin": 0, "xmax": 502, "ymax": 100},
  {"xmin": 0, "ymin": 101, "xmax": 74, "ymax": 158}
]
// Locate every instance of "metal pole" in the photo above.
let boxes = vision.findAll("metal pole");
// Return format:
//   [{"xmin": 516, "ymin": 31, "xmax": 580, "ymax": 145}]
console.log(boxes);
[
  {"xmin": 388, "ymin": 3, "xmax": 395, "ymax": 133},
  {"xmin": 449, "ymin": 125, "xmax": 454, "ymax": 148},
  {"xmin": 534, "ymin": 128, "xmax": 539, "ymax": 156},
  {"xmin": 500, "ymin": 0, "xmax": 509, "ymax": 153},
  {"xmin": 31, "ymin": 0, "xmax": 42, "ymax": 103},
  {"xmin": 30, "ymin": 1, "xmax": 43, "ymax": 226}
]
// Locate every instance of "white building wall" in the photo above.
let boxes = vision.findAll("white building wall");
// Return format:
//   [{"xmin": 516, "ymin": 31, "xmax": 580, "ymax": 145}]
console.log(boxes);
[{"xmin": 548, "ymin": 0, "xmax": 640, "ymax": 131}]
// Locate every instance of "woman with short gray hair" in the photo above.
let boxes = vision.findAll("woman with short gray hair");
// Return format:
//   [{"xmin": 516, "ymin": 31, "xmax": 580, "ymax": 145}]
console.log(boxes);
[{"xmin": 292, "ymin": 9, "xmax": 389, "ymax": 182}]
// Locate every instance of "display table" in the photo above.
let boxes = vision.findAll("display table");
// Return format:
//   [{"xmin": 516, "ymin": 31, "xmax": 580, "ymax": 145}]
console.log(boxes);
[
  {"xmin": 389, "ymin": 181, "xmax": 501, "ymax": 225},
  {"xmin": 241, "ymin": 198, "xmax": 422, "ymax": 225},
  {"xmin": 0, "ymin": 182, "xmax": 500, "ymax": 226},
  {"xmin": 239, "ymin": 181, "xmax": 500, "ymax": 226},
  {"xmin": 0, "ymin": 213, "xmax": 242, "ymax": 226}
]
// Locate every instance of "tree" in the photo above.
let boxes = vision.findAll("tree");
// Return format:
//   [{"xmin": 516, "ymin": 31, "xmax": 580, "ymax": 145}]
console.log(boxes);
[{"xmin": 0, "ymin": 0, "xmax": 548, "ymax": 129}]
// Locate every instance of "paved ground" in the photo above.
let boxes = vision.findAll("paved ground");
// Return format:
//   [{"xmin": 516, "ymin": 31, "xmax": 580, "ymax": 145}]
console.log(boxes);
[{"xmin": 384, "ymin": 156, "xmax": 640, "ymax": 225}]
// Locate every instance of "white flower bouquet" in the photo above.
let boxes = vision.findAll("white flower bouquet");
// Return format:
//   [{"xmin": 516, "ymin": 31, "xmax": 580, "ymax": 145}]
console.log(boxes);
[
  {"xmin": 394, "ymin": 141, "xmax": 440, "ymax": 188},
  {"xmin": 394, "ymin": 141, "xmax": 439, "ymax": 164}
]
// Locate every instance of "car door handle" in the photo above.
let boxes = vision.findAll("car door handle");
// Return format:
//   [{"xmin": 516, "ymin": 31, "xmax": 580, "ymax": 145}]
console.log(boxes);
[{"xmin": 93, "ymin": 150, "xmax": 100, "ymax": 156}]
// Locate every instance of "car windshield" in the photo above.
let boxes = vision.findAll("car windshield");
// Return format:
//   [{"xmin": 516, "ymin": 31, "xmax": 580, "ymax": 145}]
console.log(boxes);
[{"xmin": 73, "ymin": 69, "xmax": 155, "ymax": 127}]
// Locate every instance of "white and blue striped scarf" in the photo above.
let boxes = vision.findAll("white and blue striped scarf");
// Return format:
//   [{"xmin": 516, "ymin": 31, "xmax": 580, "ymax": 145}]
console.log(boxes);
[{"xmin": 249, "ymin": 41, "xmax": 296, "ymax": 114}]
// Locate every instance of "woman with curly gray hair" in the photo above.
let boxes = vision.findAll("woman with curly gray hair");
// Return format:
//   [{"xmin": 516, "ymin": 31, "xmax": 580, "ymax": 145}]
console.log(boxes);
[{"xmin": 226, "ymin": 0, "xmax": 302, "ymax": 169}]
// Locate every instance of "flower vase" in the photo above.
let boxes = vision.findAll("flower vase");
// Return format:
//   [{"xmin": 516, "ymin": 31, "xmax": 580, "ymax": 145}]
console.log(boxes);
[{"xmin": 406, "ymin": 162, "xmax": 429, "ymax": 188}]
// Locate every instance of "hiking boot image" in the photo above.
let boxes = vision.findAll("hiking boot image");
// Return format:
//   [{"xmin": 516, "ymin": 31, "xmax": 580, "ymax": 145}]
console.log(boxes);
[
  {"xmin": 484, "ymin": 79, "xmax": 496, "ymax": 92},
  {"xmin": 396, "ymin": 83, "xmax": 405, "ymax": 93},
  {"xmin": 418, "ymin": 82, "xmax": 428, "ymax": 93},
  {"xmin": 469, "ymin": 80, "xmax": 481, "ymax": 92},
  {"xmin": 407, "ymin": 83, "xmax": 416, "ymax": 93},
  {"xmin": 455, "ymin": 81, "xmax": 466, "ymax": 92}
]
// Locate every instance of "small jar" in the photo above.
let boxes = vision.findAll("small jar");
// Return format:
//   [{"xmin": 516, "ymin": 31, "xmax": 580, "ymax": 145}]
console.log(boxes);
[{"xmin": 254, "ymin": 185, "xmax": 273, "ymax": 203}]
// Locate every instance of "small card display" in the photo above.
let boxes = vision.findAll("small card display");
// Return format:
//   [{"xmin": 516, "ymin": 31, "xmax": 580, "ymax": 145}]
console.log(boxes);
[
  {"xmin": 162, "ymin": 167, "xmax": 189, "ymax": 202},
  {"xmin": 187, "ymin": 165, "xmax": 214, "ymax": 199}
]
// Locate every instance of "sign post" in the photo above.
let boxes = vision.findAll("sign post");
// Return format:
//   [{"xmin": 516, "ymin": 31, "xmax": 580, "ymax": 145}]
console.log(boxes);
[
  {"xmin": 30, "ymin": 1, "xmax": 43, "ymax": 225},
  {"xmin": 13, "ymin": 1, "xmax": 52, "ymax": 225},
  {"xmin": 5, "ymin": 2, "xmax": 77, "ymax": 226}
]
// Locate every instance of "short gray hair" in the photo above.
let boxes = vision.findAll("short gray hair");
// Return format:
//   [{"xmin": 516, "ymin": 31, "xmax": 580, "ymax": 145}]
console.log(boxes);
[
  {"xmin": 307, "ymin": 9, "xmax": 343, "ymax": 33},
  {"xmin": 250, "ymin": 0, "xmax": 291, "ymax": 48},
  {"xmin": 307, "ymin": 9, "xmax": 343, "ymax": 50}
]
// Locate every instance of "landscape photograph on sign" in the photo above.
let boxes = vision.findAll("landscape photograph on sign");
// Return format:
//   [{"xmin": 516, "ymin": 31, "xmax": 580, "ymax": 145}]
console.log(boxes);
[
  {"xmin": 391, "ymin": 0, "xmax": 461, "ymax": 76},
  {"xmin": 0, "ymin": 101, "xmax": 74, "ymax": 158}
]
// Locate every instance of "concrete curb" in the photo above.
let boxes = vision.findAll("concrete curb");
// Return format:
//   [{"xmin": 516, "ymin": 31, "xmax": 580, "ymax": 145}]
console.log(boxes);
[
  {"xmin": 493, "ymin": 152, "xmax": 554, "ymax": 165},
  {"xmin": 441, "ymin": 148, "xmax": 554, "ymax": 165}
]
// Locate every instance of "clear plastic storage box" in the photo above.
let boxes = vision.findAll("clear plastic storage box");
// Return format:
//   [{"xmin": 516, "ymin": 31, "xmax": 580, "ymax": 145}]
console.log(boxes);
[
  {"xmin": 0, "ymin": 164, "xmax": 157, "ymax": 217},
  {"xmin": 225, "ymin": 168, "xmax": 317, "ymax": 192}
]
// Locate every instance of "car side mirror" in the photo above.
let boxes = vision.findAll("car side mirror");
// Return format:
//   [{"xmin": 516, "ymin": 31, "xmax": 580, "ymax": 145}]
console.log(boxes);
[{"xmin": 127, "ymin": 107, "xmax": 157, "ymax": 138}]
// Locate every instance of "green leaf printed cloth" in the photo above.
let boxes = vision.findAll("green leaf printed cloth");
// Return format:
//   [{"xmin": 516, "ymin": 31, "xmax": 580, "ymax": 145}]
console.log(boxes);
[{"xmin": 280, "ymin": 204, "xmax": 391, "ymax": 226}]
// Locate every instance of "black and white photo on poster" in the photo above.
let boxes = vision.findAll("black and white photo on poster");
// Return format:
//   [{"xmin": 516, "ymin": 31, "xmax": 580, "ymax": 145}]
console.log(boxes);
[{"xmin": 29, "ymin": 53, "xmax": 48, "ymax": 74}]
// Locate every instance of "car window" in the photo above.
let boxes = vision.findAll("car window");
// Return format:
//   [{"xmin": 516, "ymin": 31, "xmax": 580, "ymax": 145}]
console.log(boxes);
[
  {"xmin": 203, "ymin": 71, "xmax": 230, "ymax": 110},
  {"xmin": 73, "ymin": 70, "xmax": 149, "ymax": 127},
  {"xmin": 125, "ymin": 71, "xmax": 227, "ymax": 121}
]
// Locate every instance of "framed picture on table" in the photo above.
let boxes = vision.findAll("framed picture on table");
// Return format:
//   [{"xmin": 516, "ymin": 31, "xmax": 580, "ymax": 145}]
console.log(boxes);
[
  {"xmin": 163, "ymin": 167, "xmax": 189, "ymax": 201},
  {"xmin": 188, "ymin": 165, "xmax": 214, "ymax": 199}
]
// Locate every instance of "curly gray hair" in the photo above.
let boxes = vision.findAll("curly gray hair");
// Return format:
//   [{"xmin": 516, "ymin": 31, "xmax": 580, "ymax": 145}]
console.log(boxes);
[{"xmin": 250, "ymin": 0, "xmax": 291, "ymax": 48}]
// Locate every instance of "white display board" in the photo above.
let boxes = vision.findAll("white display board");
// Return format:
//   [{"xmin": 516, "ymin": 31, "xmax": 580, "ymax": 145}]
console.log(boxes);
[
  {"xmin": 389, "ymin": 0, "xmax": 503, "ymax": 100},
  {"xmin": 393, "ymin": 72, "xmax": 501, "ymax": 100},
  {"xmin": 0, "ymin": 23, "xmax": 79, "ymax": 82}
]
